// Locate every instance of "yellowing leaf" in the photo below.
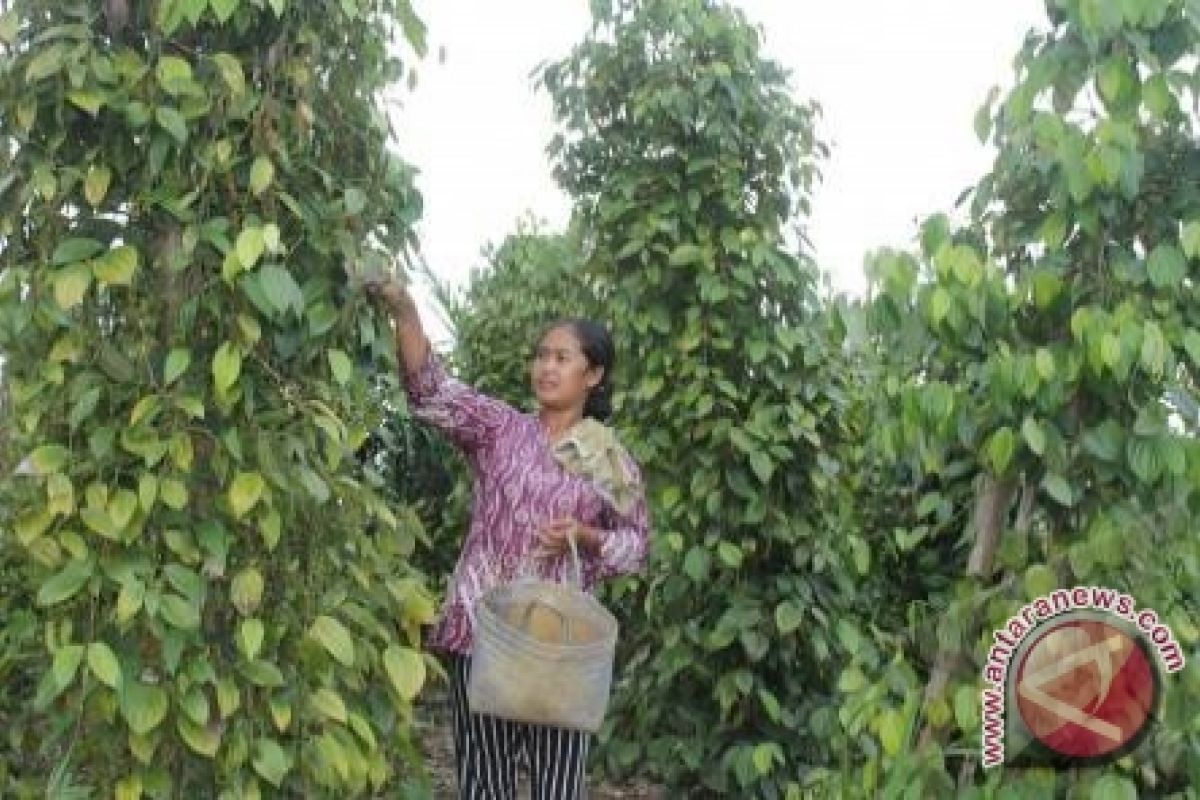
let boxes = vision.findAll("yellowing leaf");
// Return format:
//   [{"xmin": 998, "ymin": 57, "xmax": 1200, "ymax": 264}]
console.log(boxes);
[
  {"xmin": 68, "ymin": 88, "xmax": 106, "ymax": 116},
  {"xmin": 235, "ymin": 227, "xmax": 265, "ymax": 270},
  {"xmin": 54, "ymin": 263, "xmax": 93, "ymax": 309},
  {"xmin": 93, "ymin": 245, "xmax": 140, "ymax": 286},
  {"xmin": 211, "ymin": 342, "xmax": 242, "ymax": 394},
  {"xmin": 177, "ymin": 716, "xmax": 220, "ymax": 758},
  {"xmin": 877, "ymin": 709, "xmax": 906, "ymax": 757},
  {"xmin": 382, "ymin": 645, "xmax": 424, "ymax": 701},
  {"xmin": 85, "ymin": 165, "xmax": 113, "ymax": 206},
  {"xmin": 231, "ymin": 567, "xmax": 264, "ymax": 616},
  {"xmin": 229, "ymin": 471, "xmax": 265, "ymax": 519},
  {"xmin": 249, "ymin": 156, "xmax": 274, "ymax": 196}
]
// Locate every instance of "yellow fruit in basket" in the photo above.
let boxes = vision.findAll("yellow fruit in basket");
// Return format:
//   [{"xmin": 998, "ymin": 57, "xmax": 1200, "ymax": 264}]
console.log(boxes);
[{"xmin": 525, "ymin": 604, "xmax": 568, "ymax": 643}]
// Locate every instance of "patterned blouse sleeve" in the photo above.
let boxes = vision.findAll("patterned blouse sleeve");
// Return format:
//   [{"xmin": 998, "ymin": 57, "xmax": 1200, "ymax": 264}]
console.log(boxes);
[
  {"xmin": 593, "ymin": 449, "xmax": 651, "ymax": 579},
  {"xmin": 402, "ymin": 347, "xmax": 516, "ymax": 456}
]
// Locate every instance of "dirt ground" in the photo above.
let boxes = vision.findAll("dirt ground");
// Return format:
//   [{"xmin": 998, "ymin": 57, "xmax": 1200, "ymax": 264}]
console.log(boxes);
[{"xmin": 416, "ymin": 688, "xmax": 664, "ymax": 799}]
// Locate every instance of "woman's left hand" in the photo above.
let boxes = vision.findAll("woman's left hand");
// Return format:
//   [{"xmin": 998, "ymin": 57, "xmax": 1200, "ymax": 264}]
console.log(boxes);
[{"xmin": 534, "ymin": 517, "xmax": 599, "ymax": 557}]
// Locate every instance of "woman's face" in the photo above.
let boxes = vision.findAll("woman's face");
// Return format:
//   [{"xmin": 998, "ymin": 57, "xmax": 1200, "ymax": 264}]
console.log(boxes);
[{"xmin": 531, "ymin": 325, "xmax": 603, "ymax": 414}]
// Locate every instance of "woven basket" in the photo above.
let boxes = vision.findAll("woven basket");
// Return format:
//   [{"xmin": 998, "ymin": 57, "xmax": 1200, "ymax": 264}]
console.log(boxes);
[{"xmin": 467, "ymin": 536, "xmax": 618, "ymax": 732}]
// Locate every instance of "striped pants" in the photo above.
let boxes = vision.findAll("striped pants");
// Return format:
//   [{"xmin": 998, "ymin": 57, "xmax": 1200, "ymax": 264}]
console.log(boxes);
[{"xmin": 448, "ymin": 653, "xmax": 590, "ymax": 799}]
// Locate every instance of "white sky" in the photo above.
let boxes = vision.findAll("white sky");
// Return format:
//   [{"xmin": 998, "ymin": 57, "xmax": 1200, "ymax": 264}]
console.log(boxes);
[{"xmin": 393, "ymin": 1, "xmax": 1046, "ymax": 345}]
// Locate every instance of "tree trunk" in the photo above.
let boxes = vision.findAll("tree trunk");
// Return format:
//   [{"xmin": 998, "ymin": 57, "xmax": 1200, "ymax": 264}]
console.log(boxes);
[{"xmin": 918, "ymin": 473, "xmax": 1018, "ymax": 749}]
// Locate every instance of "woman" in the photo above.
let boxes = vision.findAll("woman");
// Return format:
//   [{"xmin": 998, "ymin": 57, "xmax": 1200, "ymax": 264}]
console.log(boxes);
[{"xmin": 367, "ymin": 276, "xmax": 651, "ymax": 800}]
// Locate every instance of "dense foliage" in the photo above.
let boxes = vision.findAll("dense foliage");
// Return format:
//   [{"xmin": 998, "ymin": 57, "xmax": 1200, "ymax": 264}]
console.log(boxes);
[{"xmin": 0, "ymin": 0, "xmax": 438, "ymax": 796}]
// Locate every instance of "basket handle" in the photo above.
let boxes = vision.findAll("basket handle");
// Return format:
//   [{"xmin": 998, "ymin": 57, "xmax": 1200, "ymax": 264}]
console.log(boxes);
[
  {"xmin": 519, "ymin": 597, "xmax": 574, "ymax": 643},
  {"xmin": 566, "ymin": 523, "xmax": 583, "ymax": 588}
]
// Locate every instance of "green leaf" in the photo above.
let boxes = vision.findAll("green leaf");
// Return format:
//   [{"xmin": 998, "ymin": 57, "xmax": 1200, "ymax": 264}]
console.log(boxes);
[
  {"xmin": 1182, "ymin": 329, "xmax": 1200, "ymax": 368},
  {"xmin": 53, "ymin": 645, "xmax": 85, "ymax": 689},
  {"xmin": 26, "ymin": 44, "xmax": 66, "ymax": 81},
  {"xmin": 121, "ymin": 681, "xmax": 170, "ymax": 735},
  {"xmin": 748, "ymin": 451, "xmax": 773, "ymax": 484},
  {"xmin": 210, "ymin": 52, "xmax": 246, "ymax": 95},
  {"xmin": 1147, "ymin": 244, "xmax": 1185, "ymax": 288},
  {"xmin": 211, "ymin": 342, "xmax": 242, "ymax": 394},
  {"xmin": 309, "ymin": 688, "xmax": 348, "ymax": 723},
  {"xmin": 344, "ymin": 186, "xmax": 366, "ymax": 216},
  {"xmin": 68, "ymin": 88, "xmax": 106, "ymax": 116},
  {"xmin": 310, "ymin": 615, "xmax": 355, "ymax": 666},
  {"xmin": 717, "ymin": 541, "xmax": 743, "ymax": 569},
  {"xmin": 137, "ymin": 472, "xmax": 159, "ymax": 510},
  {"xmin": 159, "ymin": 593, "xmax": 200, "ymax": 630},
  {"xmin": 668, "ymin": 244, "xmax": 703, "ymax": 266},
  {"xmin": 177, "ymin": 716, "xmax": 220, "ymax": 757},
  {"xmin": 878, "ymin": 709, "xmax": 906, "ymax": 757},
  {"xmin": 1024, "ymin": 564, "xmax": 1058, "ymax": 598},
  {"xmin": 81, "ymin": 507, "xmax": 118, "ymax": 540},
  {"xmin": 986, "ymin": 426, "xmax": 1016, "ymax": 474},
  {"xmin": 1181, "ymin": 221, "xmax": 1200, "ymax": 260},
  {"xmin": 210, "ymin": 0, "xmax": 239, "ymax": 23},
  {"xmin": 327, "ymin": 349, "xmax": 353, "ymax": 386},
  {"xmin": 160, "ymin": 478, "xmax": 188, "ymax": 510},
  {"xmin": 1042, "ymin": 473, "xmax": 1074, "ymax": 506},
  {"xmin": 249, "ymin": 156, "xmax": 274, "ymax": 196},
  {"xmin": 682, "ymin": 547, "xmax": 710, "ymax": 583},
  {"xmin": 93, "ymin": 245, "xmax": 139, "ymax": 286},
  {"xmin": 87, "ymin": 642, "xmax": 122, "ymax": 688},
  {"xmin": 37, "ymin": 559, "xmax": 93, "ymax": 606},
  {"xmin": 953, "ymin": 685, "xmax": 979, "ymax": 732},
  {"xmin": 1090, "ymin": 775, "xmax": 1138, "ymax": 800},
  {"xmin": 1022, "ymin": 417, "xmax": 1046, "ymax": 457},
  {"xmin": 53, "ymin": 237, "xmax": 104, "ymax": 265},
  {"xmin": 164, "ymin": 348, "xmax": 191, "ymax": 385},
  {"xmin": 237, "ymin": 618, "xmax": 265, "ymax": 660},
  {"xmin": 155, "ymin": 106, "xmax": 188, "ymax": 144},
  {"xmin": 774, "ymin": 602, "xmax": 803, "ymax": 635},
  {"xmin": 253, "ymin": 738, "xmax": 292, "ymax": 788},
  {"xmin": 382, "ymin": 645, "xmax": 425, "ymax": 701},
  {"xmin": 231, "ymin": 567, "xmax": 264, "ymax": 616},
  {"xmin": 229, "ymin": 471, "xmax": 265, "ymax": 519},
  {"xmin": 85, "ymin": 165, "xmax": 113, "ymax": 207},
  {"xmin": 24, "ymin": 444, "xmax": 69, "ymax": 475},
  {"xmin": 752, "ymin": 743, "xmax": 776, "ymax": 776},
  {"xmin": 0, "ymin": 9, "xmax": 19, "ymax": 44},
  {"xmin": 259, "ymin": 265, "xmax": 303, "ymax": 315},
  {"xmin": 240, "ymin": 659, "xmax": 285, "ymax": 687},
  {"xmin": 156, "ymin": 56, "xmax": 193, "ymax": 92}
]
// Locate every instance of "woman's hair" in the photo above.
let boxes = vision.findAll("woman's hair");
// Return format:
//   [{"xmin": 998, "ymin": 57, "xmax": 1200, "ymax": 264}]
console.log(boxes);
[{"xmin": 538, "ymin": 318, "xmax": 615, "ymax": 422}]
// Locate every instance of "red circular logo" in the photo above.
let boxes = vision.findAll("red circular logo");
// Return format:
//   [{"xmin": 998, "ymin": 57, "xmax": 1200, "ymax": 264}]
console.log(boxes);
[{"xmin": 1015, "ymin": 617, "xmax": 1158, "ymax": 761}]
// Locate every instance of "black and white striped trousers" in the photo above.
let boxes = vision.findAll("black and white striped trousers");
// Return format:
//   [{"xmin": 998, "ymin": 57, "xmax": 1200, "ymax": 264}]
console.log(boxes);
[{"xmin": 448, "ymin": 653, "xmax": 590, "ymax": 799}]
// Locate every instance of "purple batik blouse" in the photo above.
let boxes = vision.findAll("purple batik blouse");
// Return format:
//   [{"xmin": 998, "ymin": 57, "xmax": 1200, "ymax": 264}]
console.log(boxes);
[{"xmin": 402, "ymin": 349, "xmax": 651, "ymax": 655}]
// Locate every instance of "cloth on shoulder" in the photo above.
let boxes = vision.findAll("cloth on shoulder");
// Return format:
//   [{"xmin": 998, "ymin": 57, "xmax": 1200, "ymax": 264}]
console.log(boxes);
[{"xmin": 550, "ymin": 418, "xmax": 639, "ymax": 516}]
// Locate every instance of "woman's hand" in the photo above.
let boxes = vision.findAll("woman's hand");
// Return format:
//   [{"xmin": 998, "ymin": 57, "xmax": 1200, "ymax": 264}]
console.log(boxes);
[
  {"xmin": 534, "ymin": 517, "xmax": 600, "ymax": 558},
  {"xmin": 362, "ymin": 273, "xmax": 412, "ymax": 321},
  {"xmin": 361, "ymin": 272, "xmax": 429, "ymax": 376}
]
